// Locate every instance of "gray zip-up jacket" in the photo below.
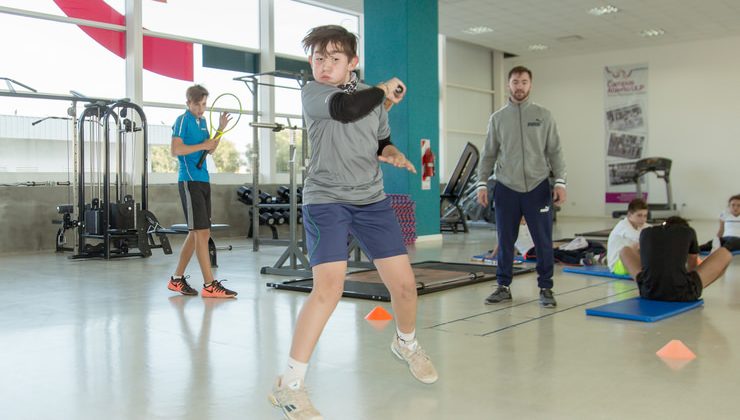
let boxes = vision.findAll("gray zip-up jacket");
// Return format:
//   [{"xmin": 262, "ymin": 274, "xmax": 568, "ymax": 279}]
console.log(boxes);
[{"xmin": 476, "ymin": 98, "xmax": 566, "ymax": 193}]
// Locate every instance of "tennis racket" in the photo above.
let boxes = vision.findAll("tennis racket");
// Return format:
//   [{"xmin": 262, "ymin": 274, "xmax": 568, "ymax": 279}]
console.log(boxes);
[{"xmin": 196, "ymin": 93, "xmax": 242, "ymax": 169}]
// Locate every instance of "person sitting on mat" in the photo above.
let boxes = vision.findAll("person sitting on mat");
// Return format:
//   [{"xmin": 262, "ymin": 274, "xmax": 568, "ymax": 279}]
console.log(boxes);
[
  {"xmin": 715, "ymin": 194, "xmax": 740, "ymax": 249},
  {"xmin": 268, "ymin": 25, "xmax": 437, "ymax": 420},
  {"xmin": 606, "ymin": 198, "xmax": 650, "ymax": 275},
  {"xmin": 698, "ymin": 194, "xmax": 739, "ymax": 254},
  {"xmin": 619, "ymin": 216, "xmax": 739, "ymax": 302},
  {"xmin": 167, "ymin": 85, "xmax": 237, "ymax": 298}
]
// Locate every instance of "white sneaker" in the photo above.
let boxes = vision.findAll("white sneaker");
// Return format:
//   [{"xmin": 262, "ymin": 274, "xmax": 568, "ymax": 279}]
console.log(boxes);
[
  {"xmin": 268, "ymin": 376, "xmax": 323, "ymax": 420},
  {"xmin": 391, "ymin": 336, "xmax": 439, "ymax": 384},
  {"xmin": 559, "ymin": 236, "xmax": 588, "ymax": 251}
]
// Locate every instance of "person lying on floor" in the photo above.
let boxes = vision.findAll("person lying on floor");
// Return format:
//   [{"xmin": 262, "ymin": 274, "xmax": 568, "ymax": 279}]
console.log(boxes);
[{"xmin": 619, "ymin": 216, "xmax": 739, "ymax": 302}]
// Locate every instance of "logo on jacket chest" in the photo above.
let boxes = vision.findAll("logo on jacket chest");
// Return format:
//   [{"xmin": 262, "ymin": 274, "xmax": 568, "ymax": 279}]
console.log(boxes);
[{"xmin": 527, "ymin": 118, "xmax": 543, "ymax": 127}]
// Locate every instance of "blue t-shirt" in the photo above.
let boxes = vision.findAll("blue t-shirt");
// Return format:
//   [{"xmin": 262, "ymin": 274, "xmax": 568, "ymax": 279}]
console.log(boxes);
[{"xmin": 172, "ymin": 110, "xmax": 210, "ymax": 182}]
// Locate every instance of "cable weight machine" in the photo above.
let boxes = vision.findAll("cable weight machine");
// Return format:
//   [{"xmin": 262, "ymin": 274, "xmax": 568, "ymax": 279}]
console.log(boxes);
[
  {"xmin": 0, "ymin": 80, "xmax": 171, "ymax": 258},
  {"xmin": 71, "ymin": 100, "xmax": 171, "ymax": 260}
]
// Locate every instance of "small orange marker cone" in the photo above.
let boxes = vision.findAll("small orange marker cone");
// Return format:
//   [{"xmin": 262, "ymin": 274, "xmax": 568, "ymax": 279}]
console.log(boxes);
[
  {"xmin": 656, "ymin": 340, "xmax": 696, "ymax": 371},
  {"xmin": 365, "ymin": 306, "xmax": 393, "ymax": 321},
  {"xmin": 656, "ymin": 340, "xmax": 696, "ymax": 360}
]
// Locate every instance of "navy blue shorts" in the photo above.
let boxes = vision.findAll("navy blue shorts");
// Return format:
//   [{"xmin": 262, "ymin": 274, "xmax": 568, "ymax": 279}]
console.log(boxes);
[{"xmin": 302, "ymin": 198, "xmax": 407, "ymax": 267}]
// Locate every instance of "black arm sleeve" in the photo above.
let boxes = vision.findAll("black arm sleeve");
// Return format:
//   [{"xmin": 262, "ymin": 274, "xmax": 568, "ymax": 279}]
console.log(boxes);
[
  {"xmin": 329, "ymin": 87, "xmax": 385, "ymax": 123},
  {"xmin": 377, "ymin": 136, "xmax": 392, "ymax": 155}
]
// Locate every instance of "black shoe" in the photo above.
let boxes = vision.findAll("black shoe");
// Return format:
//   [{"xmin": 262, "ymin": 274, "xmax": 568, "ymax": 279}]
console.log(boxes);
[
  {"xmin": 539, "ymin": 288, "xmax": 557, "ymax": 308},
  {"xmin": 484, "ymin": 285, "xmax": 512, "ymax": 304}
]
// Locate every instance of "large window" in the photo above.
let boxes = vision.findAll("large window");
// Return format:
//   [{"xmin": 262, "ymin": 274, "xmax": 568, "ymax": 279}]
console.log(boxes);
[
  {"xmin": 141, "ymin": 0, "xmax": 260, "ymax": 178},
  {"xmin": 0, "ymin": 15, "xmax": 125, "ymax": 115},
  {"xmin": 143, "ymin": 44, "xmax": 255, "ymax": 177},
  {"xmin": 142, "ymin": 0, "xmax": 259, "ymax": 49},
  {"xmin": 0, "ymin": 0, "xmax": 363, "ymax": 182},
  {"xmin": 274, "ymin": 0, "xmax": 359, "ymax": 58},
  {"xmin": 145, "ymin": 103, "xmax": 253, "ymax": 179},
  {"xmin": 273, "ymin": 0, "xmax": 360, "ymax": 174},
  {"xmin": 0, "ymin": 14, "xmax": 124, "ymax": 177},
  {"xmin": 0, "ymin": 0, "xmax": 125, "ymax": 21}
]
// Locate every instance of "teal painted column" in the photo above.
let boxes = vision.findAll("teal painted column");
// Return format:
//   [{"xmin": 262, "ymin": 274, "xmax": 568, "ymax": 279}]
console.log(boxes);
[{"xmin": 364, "ymin": 0, "xmax": 439, "ymax": 237}]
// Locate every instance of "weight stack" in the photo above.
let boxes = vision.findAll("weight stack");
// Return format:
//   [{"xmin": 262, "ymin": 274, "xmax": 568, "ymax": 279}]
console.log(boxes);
[{"xmin": 388, "ymin": 194, "xmax": 416, "ymax": 245}]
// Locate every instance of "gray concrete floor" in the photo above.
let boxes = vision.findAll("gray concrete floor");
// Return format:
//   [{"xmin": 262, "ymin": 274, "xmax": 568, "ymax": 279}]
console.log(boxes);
[{"xmin": 1, "ymin": 217, "xmax": 737, "ymax": 420}]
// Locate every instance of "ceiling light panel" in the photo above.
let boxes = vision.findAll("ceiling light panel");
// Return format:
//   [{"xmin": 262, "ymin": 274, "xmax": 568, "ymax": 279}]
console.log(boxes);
[
  {"xmin": 639, "ymin": 28, "xmax": 666, "ymax": 37},
  {"xmin": 463, "ymin": 26, "xmax": 494, "ymax": 35},
  {"xmin": 588, "ymin": 5, "xmax": 619, "ymax": 16}
]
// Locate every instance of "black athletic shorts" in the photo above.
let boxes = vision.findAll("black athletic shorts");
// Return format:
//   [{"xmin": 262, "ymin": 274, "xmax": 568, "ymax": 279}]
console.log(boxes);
[
  {"xmin": 178, "ymin": 181, "xmax": 212, "ymax": 230},
  {"xmin": 637, "ymin": 271, "xmax": 703, "ymax": 302}
]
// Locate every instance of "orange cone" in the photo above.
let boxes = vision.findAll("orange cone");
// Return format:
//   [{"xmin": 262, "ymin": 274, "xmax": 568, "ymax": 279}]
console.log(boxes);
[
  {"xmin": 656, "ymin": 340, "xmax": 696, "ymax": 371},
  {"xmin": 365, "ymin": 306, "xmax": 393, "ymax": 321},
  {"xmin": 656, "ymin": 340, "xmax": 696, "ymax": 360}
]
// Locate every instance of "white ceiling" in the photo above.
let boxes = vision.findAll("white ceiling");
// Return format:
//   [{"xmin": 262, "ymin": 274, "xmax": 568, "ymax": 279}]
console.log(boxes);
[{"xmin": 316, "ymin": 0, "xmax": 740, "ymax": 58}]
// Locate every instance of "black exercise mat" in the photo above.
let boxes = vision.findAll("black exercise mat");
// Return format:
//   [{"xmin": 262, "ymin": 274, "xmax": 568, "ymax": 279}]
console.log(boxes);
[{"xmin": 266, "ymin": 261, "xmax": 535, "ymax": 301}]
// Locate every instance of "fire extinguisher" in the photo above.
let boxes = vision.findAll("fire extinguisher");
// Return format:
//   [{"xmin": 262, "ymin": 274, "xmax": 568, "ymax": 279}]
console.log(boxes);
[{"xmin": 422, "ymin": 146, "xmax": 435, "ymax": 182}]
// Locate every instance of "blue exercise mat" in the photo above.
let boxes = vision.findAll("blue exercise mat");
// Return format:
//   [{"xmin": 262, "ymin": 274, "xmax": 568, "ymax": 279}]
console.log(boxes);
[
  {"xmin": 586, "ymin": 297, "xmax": 703, "ymax": 322},
  {"xmin": 563, "ymin": 265, "xmax": 632, "ymax": 280},
  {"xmin": 699, "ymin": 249, "xmax": 740, "ymax": 257}
]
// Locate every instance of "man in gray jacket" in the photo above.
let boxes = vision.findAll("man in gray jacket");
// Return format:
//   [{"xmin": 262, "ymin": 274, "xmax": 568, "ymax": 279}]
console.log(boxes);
[{"xmin": 476, "ymin": 66, "xmax": 567, "ymax": 307}]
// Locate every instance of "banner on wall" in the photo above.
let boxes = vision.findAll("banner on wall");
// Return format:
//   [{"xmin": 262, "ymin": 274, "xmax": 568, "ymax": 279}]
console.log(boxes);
[{"xmin": 603, "ymin": 64, "xmax": 648, "ymax": 204}]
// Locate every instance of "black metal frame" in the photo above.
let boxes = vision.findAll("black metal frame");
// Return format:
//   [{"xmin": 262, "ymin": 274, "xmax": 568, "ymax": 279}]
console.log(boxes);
[
  {"xmin": 71, "ymin": 100, "xmax": 168, "ymax": 260},
  {"xmin": 440, "ymin": 142, "xmax": 479, "ymax": 233}
]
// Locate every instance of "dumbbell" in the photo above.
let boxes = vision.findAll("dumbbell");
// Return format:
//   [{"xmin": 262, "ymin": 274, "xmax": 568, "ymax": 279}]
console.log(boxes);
[
  {"xmin": 258, "ymin": 191, "xmax": 279, "ymax": 204},
  {"xmin": 250, "ymin": 208, "xmax": 276, "ymax": 225},
  {"xmin": 276, "ymin": 186, "xmax": 303, "ymax": 204},
  {"xmin": 276, "ymin": 186, "xmax": 290, "ymax": 203},
  {"xmin": 264, "ymin": 208, "xmax": 286, "ymax": 225},
  {"xmin": 237, "ymin": 185, "xmax": 252, "ymax": 200},
  {"xmin": 237, "ymin": 187, "xmax": 254, "ymax": 205}
]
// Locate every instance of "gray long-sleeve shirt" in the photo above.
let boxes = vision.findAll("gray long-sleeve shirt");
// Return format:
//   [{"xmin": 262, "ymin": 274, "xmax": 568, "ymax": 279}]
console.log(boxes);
[{"xmin": 476, "ymin": 98, "xmax": 566, "ymax": 193}]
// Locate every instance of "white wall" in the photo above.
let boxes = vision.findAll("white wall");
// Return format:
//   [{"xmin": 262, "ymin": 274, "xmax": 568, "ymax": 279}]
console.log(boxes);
[
  {"xmin": 442, "ymin": 39, "xmax": 494, "ymax": 182},
  {"xmin": 509, "ymin": 35, "xmax": 740, "ymax": 220}
]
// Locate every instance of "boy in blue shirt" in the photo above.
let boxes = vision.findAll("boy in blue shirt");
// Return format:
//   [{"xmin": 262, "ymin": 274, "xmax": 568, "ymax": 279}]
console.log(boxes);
[
  {"xmin": 268, "ymin": 25, "xmax": 437, "ymax": 420},
  {"xmin": 167, "ymin": 85, "xmax": 237, "ymax": 298}
]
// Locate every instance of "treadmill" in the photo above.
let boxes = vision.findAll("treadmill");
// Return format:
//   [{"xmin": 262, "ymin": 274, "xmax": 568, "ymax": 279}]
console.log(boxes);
[{"xmin": 612, "ymin": 157, "xmax": 679, "ymax": 220}]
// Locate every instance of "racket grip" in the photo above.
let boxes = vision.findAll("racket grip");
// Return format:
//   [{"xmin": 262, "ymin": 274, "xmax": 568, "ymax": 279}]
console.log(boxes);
[
  {"xmin": 196, "ymin": 150, "xmax": 208, "ymax": 169},
  {"xmin": 383, "ymin": 86, "xmax": 404, "ymax": 111}
]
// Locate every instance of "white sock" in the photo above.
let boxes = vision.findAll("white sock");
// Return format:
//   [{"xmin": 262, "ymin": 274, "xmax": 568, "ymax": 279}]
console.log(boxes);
[
  {"xmin": 283, "ymin": 357, "xmax": 308, "ymax": 388},
  {"xmin": 396, "ymin": 327, "xmax": 417, "ymax": 348}
]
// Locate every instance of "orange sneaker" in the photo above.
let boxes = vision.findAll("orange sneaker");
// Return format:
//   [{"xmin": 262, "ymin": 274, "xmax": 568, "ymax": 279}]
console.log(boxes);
[
  {"xmin": 167, "ymin": 275, "xmax": 198, "ymax": 296},
  {"xmin": 202, "ymin": 279, "xmax": 237, "ymax": 298}
]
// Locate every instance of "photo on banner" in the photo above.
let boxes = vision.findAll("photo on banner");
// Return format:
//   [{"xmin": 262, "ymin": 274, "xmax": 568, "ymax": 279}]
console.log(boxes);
[{"xmin": 603, "ymin": 64, "xmax": 648, "ymax": 209}]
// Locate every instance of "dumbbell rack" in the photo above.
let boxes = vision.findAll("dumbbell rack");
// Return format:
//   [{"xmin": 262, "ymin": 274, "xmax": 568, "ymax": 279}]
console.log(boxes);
[
  {"xmin": 250, "ymin": 122, "xmax": 311, "ymax": 276},
  {"xmin": 234, "ymin": 70, "xmax": 312, "ymax": 276}
]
